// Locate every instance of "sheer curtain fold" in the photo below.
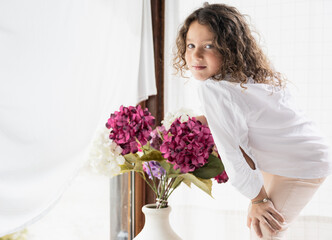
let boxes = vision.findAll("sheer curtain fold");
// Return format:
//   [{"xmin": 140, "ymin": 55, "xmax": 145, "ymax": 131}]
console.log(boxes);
[
  {"xmin": 165, "ymin": 1, "xmax": 332, "ymax": 239},
  {"xmin": 0, "ymin": 0, "xmax": 156, "ymax": 237}
]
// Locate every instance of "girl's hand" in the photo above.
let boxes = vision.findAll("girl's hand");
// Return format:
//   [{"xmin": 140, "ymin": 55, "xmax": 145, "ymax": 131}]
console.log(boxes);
[
  {"xmin": 195, "ymin": 115, "xmax": 208, "ymax": 125},
  {"xmin": 247, "ymin": 199, "xmax": 285, "ymax": 238}
]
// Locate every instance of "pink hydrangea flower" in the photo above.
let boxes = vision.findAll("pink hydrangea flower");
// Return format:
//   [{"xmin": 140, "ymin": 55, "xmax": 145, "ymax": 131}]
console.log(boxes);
[
  {"xmin": 214, "ymin": 170, "xmax": 229, "ymax": 183},
  {"xmin": 106, "ymin": 105, "xmax": 155, "ymax": 154},
  {"xmin": 160, "ymin": 117, "xmax": 214, "ymax": 173}
]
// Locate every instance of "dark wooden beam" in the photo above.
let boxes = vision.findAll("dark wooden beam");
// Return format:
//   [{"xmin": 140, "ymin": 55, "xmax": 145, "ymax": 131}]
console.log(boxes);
[
  {"xmin": 134, "ymin": 0, "xmax": 165, "ymax": 237},
  {"xmin": 147, "ymin": 0, "xmax": 164, "ymax": 126}
]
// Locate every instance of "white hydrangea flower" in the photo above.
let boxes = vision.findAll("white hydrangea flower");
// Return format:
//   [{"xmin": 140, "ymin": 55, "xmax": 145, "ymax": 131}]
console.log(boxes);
[
  {"xmin": 110, "ymin": 141, "xmax": 123, "ymax": 156},
  {"xmin": 89, "ymin": 126, "xmax": 125, "ymax": 177},
  {"xmin": 162, "ymin": 107, "xmax": 196, "ymax": 130}
]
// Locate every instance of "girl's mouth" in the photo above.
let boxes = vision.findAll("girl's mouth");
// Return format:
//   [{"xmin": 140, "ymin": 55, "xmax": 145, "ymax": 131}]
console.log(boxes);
[{"xmin": 192, "ymin": 66, "xmax": 206, "ymax": 70}]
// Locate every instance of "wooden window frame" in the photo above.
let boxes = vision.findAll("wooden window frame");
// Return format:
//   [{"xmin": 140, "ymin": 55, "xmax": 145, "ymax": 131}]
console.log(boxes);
[{"xmin": 134, "ymin": 0, "xmax": 165, "ymax": 237}]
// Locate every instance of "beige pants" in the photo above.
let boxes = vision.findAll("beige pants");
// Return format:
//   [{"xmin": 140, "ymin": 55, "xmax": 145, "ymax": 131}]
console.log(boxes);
[{"xmin": 250, "ymin": 171, "xmax": 327, "ymax": 240}]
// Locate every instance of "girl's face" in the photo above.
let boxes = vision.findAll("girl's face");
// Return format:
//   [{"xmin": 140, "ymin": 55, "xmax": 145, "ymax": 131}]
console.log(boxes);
[{"xmin": 185, "ymin": 21, "xmax": 223, "ymax": 81}]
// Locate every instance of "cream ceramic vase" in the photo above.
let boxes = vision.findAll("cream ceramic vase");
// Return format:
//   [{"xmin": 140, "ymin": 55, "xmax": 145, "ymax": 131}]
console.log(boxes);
[{"xmin": 133, "ymin": 203, "xmax": 182, "ymax": 240}]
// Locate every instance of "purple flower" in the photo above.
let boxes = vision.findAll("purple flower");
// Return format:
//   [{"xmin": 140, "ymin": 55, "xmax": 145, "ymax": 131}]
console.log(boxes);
[
  {"xmin": 214, "ymin": 171, "xmax": 229, "ymax": 183},
  {"xmin": 160, "ymin": 117, "xmax": 215, "ymax": 173},
  {"xmin": 150, "ymin": 126, "xmax": 167, "ymax": 150},
  {"xmin": 106, "ymin": 105, "xmax": 155, "ymax": 154},
  {"xmin": 143, "ymin": 161, "xmax": 166, "ymax": 179}
]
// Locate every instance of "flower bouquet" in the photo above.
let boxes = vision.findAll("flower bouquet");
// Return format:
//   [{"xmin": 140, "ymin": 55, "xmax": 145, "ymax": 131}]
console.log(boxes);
[{"xmin": 90, "ymin": 105, "xmax": 228, "ymax": 209}]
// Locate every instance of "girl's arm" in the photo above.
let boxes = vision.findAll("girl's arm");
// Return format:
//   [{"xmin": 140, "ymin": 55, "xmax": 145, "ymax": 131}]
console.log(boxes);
[
  {"xmin": 198, "ymin": 115, "xmax": 284, "ymax": 236},
  {"xmin": 241, "ymin": 147, "xmax": 285, "ymax": 237}
]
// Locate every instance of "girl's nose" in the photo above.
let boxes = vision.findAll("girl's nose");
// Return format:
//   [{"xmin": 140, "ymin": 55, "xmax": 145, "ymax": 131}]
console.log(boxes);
[{"xmin": 193, "ymin": 48, "xmax": 203, "ymax": 60}]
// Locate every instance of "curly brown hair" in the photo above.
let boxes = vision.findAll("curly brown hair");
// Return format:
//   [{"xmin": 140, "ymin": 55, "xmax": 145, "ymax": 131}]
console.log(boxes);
[{"xmin": 173, "ymin": 3, "xmax": 287, "ymax": 89}]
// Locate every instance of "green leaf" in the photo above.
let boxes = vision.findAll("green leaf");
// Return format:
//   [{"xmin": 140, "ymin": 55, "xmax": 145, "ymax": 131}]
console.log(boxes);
[
  {"xmin": 119, "ymin": 163, "xmax": 144, "ymax": 174},
  {"xmin": 124, "ymin": 153, "xmax": 139, "ymax": 163},
  {"xmin": 180, "ymin": 173, "xmax": 213, "ymax": 197},
  {"xmin": 119, "ymin": 154, "xmax": 145, "ymax": 175},
  {"xmin": 140, "ymin": 150, "xmax": 165, "ymax": 161},
  {"xmin": 182, "ymin": 177, "xmax": 191, "ymax": 187},
  {"xmin": 192, "ymin": 154, "xmax": 224, "ymax": 179},
  {"xmin": 134, "ymin": 159, "xmax": 143, "ymax": 172},
  {"xmin": 141, "ymin": 141, "xmax": 151, "ymax": 151},
  {"xmin": 159, "ymin": 160, "xmax": 181, "ymax": 176},
  {"xmin": 159, "ymin": 160, "xmax": 171, "ymax": 172},
  {"xmin": 120, "ymin": 162, "xmax": 134, "ymax": 170}
]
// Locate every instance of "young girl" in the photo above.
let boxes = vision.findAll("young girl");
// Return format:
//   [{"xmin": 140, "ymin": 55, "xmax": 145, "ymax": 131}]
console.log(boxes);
[{"xmin": 173, "ymin": 3, "xmax": 331, "ymax": 239}]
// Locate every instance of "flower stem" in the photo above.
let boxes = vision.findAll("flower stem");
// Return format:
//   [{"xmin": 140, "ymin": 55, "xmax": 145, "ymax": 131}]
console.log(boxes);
[
  {"xmin": 166, "ymin": 178, "xmax": 183, "ymax": 199},
  {"xmin": 138, "ymin": 172, "xmax": 158, "ymax": 197},
  {"xmin": 159, "ymin": 175, "xmax": 167, "ymax": 199},
  {"xmin": 146, "ymin": 162, "xmax": 159, "ymax": 199},
  {"xmin": 159, "ymin": 178, "xmax": 175, "ymax": 205}
]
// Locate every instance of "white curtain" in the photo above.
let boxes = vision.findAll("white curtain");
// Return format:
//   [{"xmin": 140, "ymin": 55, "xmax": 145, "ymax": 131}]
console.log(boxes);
[
  {"xmin": 0, "ymin": 0, "xmax": 156, "ymax": 237},
  {"xmin": 165, "ymin": 0, "xmax": 332, "ymax": 239}
]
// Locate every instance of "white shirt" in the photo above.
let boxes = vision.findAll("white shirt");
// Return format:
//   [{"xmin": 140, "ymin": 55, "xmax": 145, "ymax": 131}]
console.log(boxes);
[{"xmin": 198, "ymin": 78, "xmax": 332, "ymax": 199}]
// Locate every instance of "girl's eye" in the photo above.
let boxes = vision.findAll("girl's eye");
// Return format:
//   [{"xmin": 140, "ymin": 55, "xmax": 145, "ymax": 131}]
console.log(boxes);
[
  {"xmin": 187, "ymin": 43, "xmax": 194, "ymax": 49},
  {"xmin": 205, "ymin": 44, "xmax": 214, "ymax": 49}
]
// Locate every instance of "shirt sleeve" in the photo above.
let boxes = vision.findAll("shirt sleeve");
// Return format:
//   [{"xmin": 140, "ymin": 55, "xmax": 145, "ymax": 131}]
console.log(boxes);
[{"xmin": 198, "ymin": 80, "xmax": 264, "ymax": 199}]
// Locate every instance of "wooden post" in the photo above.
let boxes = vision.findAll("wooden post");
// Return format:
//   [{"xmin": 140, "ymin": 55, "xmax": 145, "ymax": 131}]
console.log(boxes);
[
  {"xmin": 147, "ymin": 0, "xmax": 165, "ymax": 124},
  {"xmin": 134, "ymin": 0, "xmax": 165, "ymax": 237}
]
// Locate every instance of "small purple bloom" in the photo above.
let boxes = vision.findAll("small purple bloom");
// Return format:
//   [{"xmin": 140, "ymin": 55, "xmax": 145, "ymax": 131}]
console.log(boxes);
[
  {"xmin": 143, "ymin": 161, "xmax": 166, "ymax": 179},
  {"xmin": 150, "ymin": 126, "xmax": 167, "ymax": 150}
]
